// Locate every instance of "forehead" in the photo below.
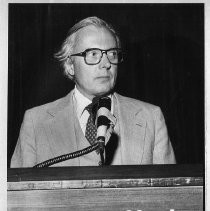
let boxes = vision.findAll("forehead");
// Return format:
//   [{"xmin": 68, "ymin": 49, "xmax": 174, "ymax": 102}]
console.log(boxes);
[{"xmin": 74, "ymin": 25, "xmax": 117, "ymax": 51}]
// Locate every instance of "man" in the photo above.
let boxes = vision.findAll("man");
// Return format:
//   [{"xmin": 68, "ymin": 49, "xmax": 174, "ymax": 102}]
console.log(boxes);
[{"xmin": 11, "ymin": 16, "xmax": 176, "ymax": 167}]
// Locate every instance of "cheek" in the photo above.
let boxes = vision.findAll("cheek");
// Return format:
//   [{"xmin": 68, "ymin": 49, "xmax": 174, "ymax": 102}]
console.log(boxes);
[
  {"xmin": 74, "ymin": 62, "xmax": 87, "ymax": 80},
  {"xmin": 74, "ymin": 67, "xmax": 96, "ymax": 89},
  {"xmin": 111, "ymin": 67, "xmax": 118, "ymax": 80}
]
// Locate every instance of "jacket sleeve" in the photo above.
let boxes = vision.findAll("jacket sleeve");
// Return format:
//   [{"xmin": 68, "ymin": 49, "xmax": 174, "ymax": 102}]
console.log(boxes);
[
  {"xmin": 152, "ymin": 107, "xmax": 176, "ymax": 164},
  {"xmin": 10, "ymin": 110, "xmax": 37, "ymax": 167}
]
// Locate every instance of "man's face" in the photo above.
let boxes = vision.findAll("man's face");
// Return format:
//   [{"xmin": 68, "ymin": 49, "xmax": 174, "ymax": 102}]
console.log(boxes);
[{"xmin": 69, "ymin": 25, "xmax": 118, "ymax": 100}]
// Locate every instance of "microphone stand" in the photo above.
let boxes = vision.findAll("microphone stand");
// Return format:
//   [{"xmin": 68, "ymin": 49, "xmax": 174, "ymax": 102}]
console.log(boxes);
[
  {"xmin": 93, "ymin": 96, "xmax": 111, "ymax": 167},
  {"xmin": 98, "ymin": 136, "xmax": 105, "ymax": 166}
]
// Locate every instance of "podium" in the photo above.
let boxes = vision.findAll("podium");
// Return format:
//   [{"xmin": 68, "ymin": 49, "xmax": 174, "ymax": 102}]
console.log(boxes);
[{"xmin": 8, "ymin": 164, "xmax": 203, "ymax": 210}]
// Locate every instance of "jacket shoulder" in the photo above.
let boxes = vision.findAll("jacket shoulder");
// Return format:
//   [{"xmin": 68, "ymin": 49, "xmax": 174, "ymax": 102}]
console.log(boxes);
[
  {"xmin": 115, "ymin": 92, "xmax": 160, "ymax": 112},
  {"xmin": 27, "ymin": 97, "xmax": 63, "ymax": 113},
  {"xmin": 114, "ymin": 93, "xmax": 165, "ymax": 126},
  {"xmin": 24, "ymin": 92, "xmax": 72, "ymax": 122}
]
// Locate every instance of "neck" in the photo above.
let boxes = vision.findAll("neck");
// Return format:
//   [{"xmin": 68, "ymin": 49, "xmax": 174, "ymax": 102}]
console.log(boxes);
[{"xmin": 75, "ymin": 86, "xmax": 112, "ymax": 101}]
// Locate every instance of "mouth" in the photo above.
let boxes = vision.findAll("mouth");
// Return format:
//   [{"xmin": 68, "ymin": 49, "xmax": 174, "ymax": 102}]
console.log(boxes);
[
  {"xmin": 96, "ymin": 76, "xmax": 111, "ymax": 83},
  {"xmin": 96, "ymin": 76, "xmax": 110, "ymax": 79}
]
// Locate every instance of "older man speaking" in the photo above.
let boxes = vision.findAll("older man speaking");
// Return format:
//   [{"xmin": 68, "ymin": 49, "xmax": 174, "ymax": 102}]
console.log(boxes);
[{"xmin": 11, "ymin": 16, "xmax": 176, "ymax": 167}]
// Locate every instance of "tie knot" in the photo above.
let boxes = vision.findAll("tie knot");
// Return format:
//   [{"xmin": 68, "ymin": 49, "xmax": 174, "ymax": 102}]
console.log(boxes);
[{"xmin": 85, "ymin": 103, "xmax": 94, "ymax": 114}]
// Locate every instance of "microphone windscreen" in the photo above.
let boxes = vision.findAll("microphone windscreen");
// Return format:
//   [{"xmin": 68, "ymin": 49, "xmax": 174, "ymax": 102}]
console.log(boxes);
[
  {"xmin": 98, "ymin": 97, "xmax": 111, "ymax": 111},
  {"xmin": 96, "ymin": 97, "xmax": 111, "ymax": 130}
]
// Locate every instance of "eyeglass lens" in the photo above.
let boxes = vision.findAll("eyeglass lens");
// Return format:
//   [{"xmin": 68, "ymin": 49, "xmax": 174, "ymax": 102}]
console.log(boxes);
[{"xmin": 85, "ymin": 49, "xmax": 122, "ymax": 64}]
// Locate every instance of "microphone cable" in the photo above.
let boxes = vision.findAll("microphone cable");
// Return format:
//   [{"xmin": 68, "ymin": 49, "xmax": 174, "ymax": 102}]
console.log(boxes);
[{"xmin": 33, "ymin": 143, "xmax": 99, "ymax": 168}]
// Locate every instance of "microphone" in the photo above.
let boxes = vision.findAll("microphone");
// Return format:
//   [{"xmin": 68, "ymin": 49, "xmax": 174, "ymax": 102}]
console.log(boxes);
[{"xmin": 94, "ymin": 96, "xmax": 111, "ymax": 164}]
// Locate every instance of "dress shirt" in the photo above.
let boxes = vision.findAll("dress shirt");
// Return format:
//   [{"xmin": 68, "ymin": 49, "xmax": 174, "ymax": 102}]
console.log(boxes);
[{"xmin": 73, "ymin": 86, "xmax": 113, "ymax": 135}]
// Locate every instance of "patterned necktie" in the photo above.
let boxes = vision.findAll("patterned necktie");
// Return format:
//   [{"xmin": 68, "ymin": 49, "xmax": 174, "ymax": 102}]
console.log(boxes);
[{"xmin": 85, "ymin": 103, "xmax": 97, "ymax": 146}]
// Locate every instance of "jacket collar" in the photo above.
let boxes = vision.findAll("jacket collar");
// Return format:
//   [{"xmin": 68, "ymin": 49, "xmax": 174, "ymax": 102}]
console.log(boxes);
[
  {"xmin": 114, "ymin": 92, "xmax": 146, "ymax": 164},
  {"xmin": 114, "ymin": 92, "xmax": 146, "ymax": 126},
  {"xmin": 47, "ymin": 91, "xmax": 74, "ymax": 117}
]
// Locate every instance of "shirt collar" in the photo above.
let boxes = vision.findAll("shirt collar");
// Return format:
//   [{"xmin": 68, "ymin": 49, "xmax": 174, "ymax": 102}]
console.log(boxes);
[{"xmin": 74, "ymin": 86, "xmax": 92, "ymax": 118}]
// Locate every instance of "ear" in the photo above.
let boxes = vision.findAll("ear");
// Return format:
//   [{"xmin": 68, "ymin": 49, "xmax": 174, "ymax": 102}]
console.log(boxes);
[{"xmin": 65, "ymin": 59, "xmax": 75, "ymax": 77}]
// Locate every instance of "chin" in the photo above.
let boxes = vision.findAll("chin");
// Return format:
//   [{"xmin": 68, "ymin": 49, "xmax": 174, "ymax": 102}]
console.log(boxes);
[
  {"xmin": 91, "ymin": 83, "xmax": 114, "ymax": 96},
  {"xmin": 95, "ymin": 88, "xmax": 113, "ymax": 97}
]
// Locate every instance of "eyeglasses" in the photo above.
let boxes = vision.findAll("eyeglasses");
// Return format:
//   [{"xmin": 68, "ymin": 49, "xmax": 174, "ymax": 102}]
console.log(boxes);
[{"xmin": 70, "ymin": 48, "xmax": 123, "ymax": 65}]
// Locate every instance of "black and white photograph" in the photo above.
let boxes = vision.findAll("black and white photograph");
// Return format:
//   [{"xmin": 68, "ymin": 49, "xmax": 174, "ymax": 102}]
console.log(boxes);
[{"xmin": 2, "ymin": 2, "xmax": 206, "ymax": 210}]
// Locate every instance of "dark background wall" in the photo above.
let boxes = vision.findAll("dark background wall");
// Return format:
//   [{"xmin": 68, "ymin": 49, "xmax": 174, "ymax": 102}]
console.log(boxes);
[{"xmin": 8, "ymin": 3, "xmax": 204, "ymax": 167}]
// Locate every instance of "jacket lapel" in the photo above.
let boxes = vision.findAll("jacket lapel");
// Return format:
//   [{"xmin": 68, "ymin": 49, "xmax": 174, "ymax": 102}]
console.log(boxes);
[
  {"xmin": 44, "ymin": 91, "xmax": 79, "ymax": 166},
  {"xmin": 114, "ymin": 93, "xmax": 146, "ymax": 164}
]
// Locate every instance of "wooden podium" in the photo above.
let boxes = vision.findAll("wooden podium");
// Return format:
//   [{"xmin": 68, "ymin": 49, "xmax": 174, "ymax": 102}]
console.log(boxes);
[{"xmin": 7, "ymin": 164, "xmax": 203, "ymax": 211}]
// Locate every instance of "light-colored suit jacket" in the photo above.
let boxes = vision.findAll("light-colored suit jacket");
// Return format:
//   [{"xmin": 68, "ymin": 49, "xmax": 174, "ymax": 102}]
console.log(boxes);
[{"xmin": 11, "ymin": 91, "xmax": 176, "ymax": 167}]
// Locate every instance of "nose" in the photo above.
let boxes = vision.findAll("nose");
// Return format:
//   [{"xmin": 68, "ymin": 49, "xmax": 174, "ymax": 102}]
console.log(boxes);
[{"xmin": 99, "ymin": 52, "xmax": 111, "ymax": 69}]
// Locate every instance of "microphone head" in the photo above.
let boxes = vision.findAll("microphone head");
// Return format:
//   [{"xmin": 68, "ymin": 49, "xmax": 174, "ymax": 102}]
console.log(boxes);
[
  {"xmin": 92, "ymin": 96, "xmax": 111, "ymax": 110},
  {"xmin": 92, "ymin": 96, "xmax": 111, "ymax": 123},
  {"xmin": 96, "ymin": 96, "xmax": 111, "ymax": 128},
  {"xmin": 98, "ymin": 97, "xmax": 111, "ymax": 111}
]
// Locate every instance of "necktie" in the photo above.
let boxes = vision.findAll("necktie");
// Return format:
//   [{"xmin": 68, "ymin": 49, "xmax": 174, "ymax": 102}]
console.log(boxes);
[{"xmin": 85, "ymin": 103, "xmax": 97, "ymax": 146}]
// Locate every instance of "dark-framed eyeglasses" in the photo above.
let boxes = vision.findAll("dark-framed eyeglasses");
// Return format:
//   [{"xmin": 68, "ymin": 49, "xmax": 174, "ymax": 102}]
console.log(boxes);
[{"xmin": 70, "ymin": 48, "xmax": 123, "ymax": 65}]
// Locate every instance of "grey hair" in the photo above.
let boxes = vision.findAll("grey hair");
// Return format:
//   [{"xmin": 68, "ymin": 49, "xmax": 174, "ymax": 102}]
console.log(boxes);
[{"xmin": 54, "ymin": 16, "xmax": 121, "ymax": 80}]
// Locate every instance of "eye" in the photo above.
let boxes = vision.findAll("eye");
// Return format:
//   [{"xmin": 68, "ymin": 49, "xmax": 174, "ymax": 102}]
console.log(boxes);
[
  {"xmin": 87, "ymin": 50, "xmax": 100, "ymax": 57},
  {"xmin": 108, "ymin": 50, "xmax": 118, "ymax": 58}
]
